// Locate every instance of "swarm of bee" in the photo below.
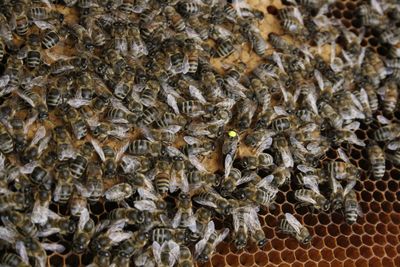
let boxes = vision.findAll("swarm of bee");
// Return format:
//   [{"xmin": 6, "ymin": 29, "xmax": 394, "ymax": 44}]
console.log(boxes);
[{"xmin": 0, "ymin": 0, "xmax": 398, "ymax": 266}]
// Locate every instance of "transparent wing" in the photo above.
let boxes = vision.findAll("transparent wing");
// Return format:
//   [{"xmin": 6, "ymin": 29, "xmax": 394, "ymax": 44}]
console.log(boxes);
[
  {"xmin": 188, "ymin": 155, "xmax": 208, "ymax": 172},
  {"xmin": 284, "ymin": 213, "xmax": 302, "ymax": 234},
  {"xmin": 377, "ymin": 115, "xmax": 391, "ymax": 125},
  {"xmin": 337, "ymin": 148, "xmax": 350, "ymax": 163},
  {"xmin": 78, "ymin": 208, "xmax": 90, "ymax": 231},
  {"xmin": 152, "ymin": 241, "xmax": 162, "ymax": 265},
  {"xmin": 115, "ymin": 141, "xmax": 130, "ymax": 162},
  {"xmin": 302, "ymin": 175, "xmax": 320, "ymax": 194},
  {"xmin": 90, "ymin": 139, "xmax": 106, "ymax": 162},
  {"xmin": 41, "ymin": 243, "xmax": 65, "ymax": 253},
  {"xmin": 343, "ymin": 180, "xmax": 356, "ymax": 196},
  {"xmin": 314, "ymin": 69, "xmax": 324, "ymax": 90},
  {"xmin": 16, "ymin": 241, "xmax": 29, "ymax": 264},
  {"xmin": 183, "ymin": 136, "xmax": 201, "ymax": 145},
  {"xmin": 189, "ymin": 85, "xmax": 207, "ymax": 104},
  {"xmin": 295, "ymin": 190, "xmax": 317, "ymax": 205},
  {"xmin": 167, "ymin": 94, "xmax": 180, "ymax": 114}
]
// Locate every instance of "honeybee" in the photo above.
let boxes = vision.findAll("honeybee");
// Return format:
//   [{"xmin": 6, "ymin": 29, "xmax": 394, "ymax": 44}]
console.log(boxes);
[
  {"xmin": 13, "ymin": 3, "xmax": 29, "ymax": 36},
  {"xmin": 240, "ymin": 22, "xmax": 267, "ymax": 56},
  {"xmin": 294, "ymin": 174, "xmax": 330, "ymax": 212},
  {"xmin": 186, "ymin": 170, "xmax": 218, "ymax": 190},
  {"xmin": 152, "ymin": 240, "xmax": 180, "ymax": 267},
  {"xmin": 279, "ymin": 213, "xmax": 311, "ymax": 245},
  {"xmin": 193, "ymin": 186, "xmax": 236, "ymax": 215},
  {"xmin": 28, "ymin": 6, "xmax": 64, "ymax": 22},
  {"xmin": 117, "ymin": 231, "xmax": 150, "ymax": 261},
  {"xmin": 104, "ymin": 183, "xmax": 133, "ymax": 202},
  {"xmin": 222, "ymin": 130, "xmax": 239, "ymax": 178},
  {"xmin": 344, "ymin": 189, "xmax": 362, "ymax": 225},
  {"xmin": 31, "ymin": 189, "xmax": 52, "ymax": 225},
  {"xmin": 41, "ymin": 28, "xmax": 60, "ymax": 49},
  {"xmin": 272, "ymin": 136, "xmax": 294, "ymax": 168},
  {"xmin": 164, "ymin": 6, "xmax": 186, "ymax": 32},
  {"xmin": 367, "ymin": 142, "xmax": 385, "ymax": 180},
  {"xmin": 373, "ymin": 122, "xmax": 400, "ymax": 141},
  {"xmin": 109, "ymin": 207, "xmax": 145, "ymax": 225},
  {"xmin": 85, "ymin": 162, "xmax": 104, "ymax": 202},
  {"xmin": 220, "ymin": 169, "xmax": 256, "ymax": 196},
  {"xmin": 194, "ymin": 221, "xmax": 229, "ymax": 262},
  {"xmin": 234, "ymin": 175, "xmax": 278, "ymax": 207},
  {"xmin": 128, "ymin": 139, "xmax": 163, "ymax": 157},
  {"xmin": 73, "ymin": 208, "xmax": 96, "ymax": 253},
  {"xmin": 18, "ymin": 33, "xmax": 42, "ymax": 69},
  {"xmin": 1, "ymin": 252, "xmax": 30, "ymax": 267},
  {"xmin": 238, "ymin": 153, "xmax": 274, "ymax": 171},
  {"xmin": 1, "ymin": 210, "xmax": 38, "ymax": 237},
  {"xmin": 268, "ymin": 33, "xmax": 300, "ymax": 56},
  {"xmin": 127, "ymin": 24, "xmax": 148, "ymax": 58},
  {"xmin": 187, "ymin": 16, "xmax": 209, "ymax": 40},
  {"xmin": 379, "ymin": 80, "xmax": 398, "ymax": 114},
  {"xmin": 0, "ymin": 122, "xmax": 15, "ymax": 154},
  {"xmin": 53, "ymin": 164, "xmax": 74, "ymax": 204},
  {"xmin": 177, "ymin": 244, "xmax": 194, "ymax": 267},
  {"xmin": 90, "ymin": 221, "xmax": 133, "ymax": 252},
  {"xmin": 0, "ymin": 191, "xmax": 31, "ymax": 212},
  {"xmin": 38, "ymin": 213, "xmax": 76, "ymax": 237}
]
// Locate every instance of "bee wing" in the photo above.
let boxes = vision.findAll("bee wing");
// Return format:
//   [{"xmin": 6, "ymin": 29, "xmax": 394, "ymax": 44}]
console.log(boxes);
[
  {"xmin": 245, "ymin": 208, "xmax": 263, "ymax": 231},
  {"xmin": 0, "ymin": 226, "xmax": 17, "ymax": 243},
  {"xmin": 284, "ymin": 213, "xmax": 302, "ymax": 234},
  {"xmin": 134, "ymin": 200, "xmax": 157, "ymax": 212},
  {"xmin": 30, "ymin": 126, "xmax": 46, "ymax": 146},
  {"xmin": 167, "ymin": 94, "xmax": 180, "ymax": 114},
  {"xmin": 347, "ymin": 132, "xmax": 365, "ymax": 147},
  {"xmin": 189, "ymin": 85, "xmax": 207, "ymax": 104},
  {"xmin": 272, "ymin": 51, "xmax": 285, "ymax": 73},
  {"xmin": 38, "ymin": 228, "xmax": 60, "ymax": 237},
  {"xmin": 33, "ymin": 20, "xmax": 55, "ymax": 30},
  {"xmin": 193, "ymin": 195, "xmax": 218, "ymax": 209},
  {"xmin": 20, "ymin": 161, "xmax": 38, "ymax": 174},
  {"xmin": 166, "ymin": 146, "xmax": 186, "ymax": 158},
  {"xmin": 90, "ymin": 139, "xmax": 106, "ymax": 162},
  {"xmin": 302, "ymin": 175, "xmax": 320, "ymax": 194},
  {"xmin": 215, "ymin": 228, "xmax": 230, "ymax": 246},
  {"xmin": 337, "ymin": 148, "xmax": 350, "ymax": 163},
  {"xmin": 78, "ymin": 208, "xmax": 90, "ymax": 231},
  {"xmin": 314, "ymin": 69, "xmax": 324, "ymax": 91},
  {"xmin": 344, "ymin": 180, "xmax": 356, "ymax": 196},
  {"xmin": 377, "ymin": 115, "xmax": 391, "ymax": 125},
  {"xmin": 387, "ymin": 140, "xmax": 400, "ymax": 150},
  {"xmin": 184, "ymin": 136, "xmax": 201, "ymax": 145},
  {"xmin": 370, "ymin": 0, "xmax": 383, "ymax": 15},
  {"xmin": 38, "ymin": 135, "xmax": 51, "ymax": 155},
  {"xmin": 42, "ymin": 243, "xmax": 65, "ymax": 253},
  {"xmin": 357, "ymin": 47, "xmax": 366, "ymax": 67},
  {"xmin": 237, "ymin": 171, "xmax": 258, "ymax": 186},
  {"xmin": 273, "ymin": 106, "xmax": 289, "ymax": 116},
  {"xmin": 216, "ymin": 98, "xmax": 236, "ymax": 109},
  {"xmin": 152, "ymin": 241, "xmax": 162, "ymax": 265},
  {"xmin": 296, "ymin": 190, "xmax": 317, "ymax": 204},
  {"xmin": 168, "ymin": 240, "xmax": 180, "ymax": 267},
  {"xmin": 281, "ymin": 148, "xmax": 294, "ymax": 168},
  {"xmin": 31, "ymin": 201, "xmax": 50, "ymax": 225},
  {"xmin": 16, "ymin": 91, "xmax": 35, "ymax": 107},
  {"xmin": 172, "ymin": 209, "xmax": 182, "ymax": 228},
  {"xmin": 194, "ymin": 238, "xmax": 207, "ymax": 258},
  {"xmin": 292, "ymin": 7, "xmax": 304, "ymax": 25},
  {"xmin": 115, "ymin": 141, "xmax": 130, "ymax": 162},
  {"xmin": 67, "ymin": 98, "xmax": 91, "ymax": 108},
  {"xmin": 256, "ymin": 136, "xmax": 273, "ymax": 154},
  {"xmin": 188, "ymin": 155, "xmax": 207, "ymax": 172},
  {"xmin": 256, "ymin": 174, "xmax": 274, "ymax": 188},
  {"xmin": 331, "ymin": 178, "xmax": 342, "ymax": 193},
  {"xmin": 224, "ymin": 154, "xmax": 233, "ymax": 178},
  {"xmin": 0, "ymin": 75, "xmax": 10, "ymax": 88},
  {"xmin": 109, "ymin": 231, "xmax": 133, "ymax": 243},
  {"xmin": 232, "ymin": 209, "xmax": 244, "ymax": 232},
  {"xmin": 137, "ymin": 187, "xmax": 158, "ymax": 201},
  {"xmin": 16, "ymin": 241, "xmax": 29, "ymax": 264}
]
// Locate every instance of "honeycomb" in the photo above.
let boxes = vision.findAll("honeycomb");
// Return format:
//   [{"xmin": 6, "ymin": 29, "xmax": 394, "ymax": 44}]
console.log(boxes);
[{"xmin": 0, "ymin": 0, "xmax": 398, "ymax": 266}]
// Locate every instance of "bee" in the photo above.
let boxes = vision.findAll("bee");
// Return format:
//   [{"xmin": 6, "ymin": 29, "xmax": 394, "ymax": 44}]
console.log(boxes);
[
  {"xmin": 150, "ymin": 227, "xmax": 191, "ymax": 245},
  {"xmin": 244, "ymin": 128, "xmax": 275, "ymax": 152},
  {"xmin": 53, "ymin": 164, "xmax": 74, "ymax": 204},
  {"xmin": 186, "ymin": 170, "xmax": 219, "ymax": 189},
  {"xmin": 69, "ymin": 142, "xmax": 92, "ymax": 180},
  {"xmin": 127, "ymin": 24, "xmax": 148, "ymax": 58},
  {"xmin": 17, "ymin": 88, "xmax": 48, "ymax": 121},
  {"xmin": 1, "ymin": 252, "xmax": 30, "ymax": 267},
  {"xmin": 17, "ymin": 33, "xmax": 42, "ymax": 69},
  {"xmin": 0, "ymin": 192, "xmax": 31, "ymax": 212},
  {"xmin": 181, "ymin": 137, "xmax": 215, "ymax": 158},
  {"xmin": 50, "ymin": 56, "xmax": 88, "ymax": 75},
  {"xmin": 234, "ymin": 99, "xmax": 257, "ymax": 130},
  {"xmin": 273, "ymin": 136, "xmax": 294, "ymax": 168},
  {"xmin": 212, "ymin": 38, "xmax": 235, "ymax": 58},
  {"xmin": 279, "ymin": 213, "xmax": 311, "ymax": 244},
  {"xmin": 222, "ymin": 130, "xmax": 239, "ymax": 178},
  {"xmin": 152, "ymin": 240, "xmax": 181, "ymax": 267},
  {"xmin": 177, "ymin": 1, "xmax": 200, "ymax": 16},
  {"xmin": 104, "ymin": 183, "xmax": 133, "ymax": 202},
  {"xmin": 187, "ymin": 17, "xmax": 209, "ymax": 40},
  {"xmin": 52, "ymin": 126, "xmax": 76, "ymax": 161},
  {"xmin": 91, "ymin": 140, "xmax": 129, "ymax": 178},
  {"xmin": 234, "ymin": 175, "xmax": 278, "ymax": 207},
  {"xmin": 238, "ymin": 153, "xmax": 275, "ymax": 171},
  {"xmin": 294, "ymin": 174, "xmax": 330, "ymax": 212},
  {"xmin": 240, "ymin": 22, "xmax": 267, "ymax": 56},
  {"xmin": 220, "ymin": 169, "xmax": 256, "ymax": 197},
  {"xmin": 93, "ymin": 250, "xmax": 112, "ymax": 267},
  {"xmin": 38, "ymin": 214, "xmax": 77, "ymax": 237},
  {"xmin": 90, "ymin": 221, "xmax": 133, "ymax": 252},
  {"xmin": 31, "ymin": 189, "xmax": 52, "ymax": 225},
  {"xmin": 268, "ymin": 32, "xmax": 300, "ymax": 56},
  {"xmin": 165, "ymin": 6, "xmax": 186, "ymax": 32},
  {"xmin": 73, "ymin": 208, "xmax": 96, "ymax": 253},
  {"xmin": 1, "ymin": 210, "xmax": 38, "ymax": 237},
  {"xmin": 193, "ymin": 187, "xmax": 236, "ymax": 215},
  {"xmin": 13, "ymin": 3, "xmax": 29, "ymax": 36},
  {"xmin": 177, "ymin": 245, "xmax": 194, "ymax": 267},
  {"xmin": 109, "ymin": 207, "xmax": 145, "ymax": 225},
  {"xmin": 128, "ymin": 139, "xmax": 163, "ymax": 157},
  {"xmin": 0, "ymin": 123, "xmax": 15, "ymax": 154},
  {"xmin": 28, "ymin": 7, "xmax": 64, "ymax": 22},
  {"xmin": 85, "ymin": 162, "xmax": 104, "ymax": 202},
  {"xmin": 69, "ymin": 192, "xmax": 88, "ymax": 217},
  {"xmin": 344, "ymin": 189, "xmax": 362, "ymax": 225},
  {"xmin": 41, "ymin": 28, "xmax": 60, "ymax": 49},
  {"xmin": 318, "ymin": 100, "xmax": 343, "ymax": 129},
  {"xmin": 367, "ymin": 142, "xmax": 385, "ymax": 180},
  {"xmin": 380, "ymin": 80, "xmax": 398, "ymax": 114},
  {"xmin": 373, "ymin": 122, "xmax": 400, "ymax": 141},
  {"xmin": 194, "ymin": 221, "xmax": 229, "ymax": 262}
]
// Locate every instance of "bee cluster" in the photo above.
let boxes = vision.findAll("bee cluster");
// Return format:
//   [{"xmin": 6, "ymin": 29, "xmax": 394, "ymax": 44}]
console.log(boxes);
[{"xmin": 0, "ymin": 0, "xmax": 399, "ymax": 266}]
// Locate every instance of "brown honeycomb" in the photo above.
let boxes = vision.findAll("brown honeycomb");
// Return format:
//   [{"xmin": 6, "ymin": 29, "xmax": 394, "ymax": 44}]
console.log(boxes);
[{"xmin": 36, "ymin": 0, "xmax": 400, "ymax": 266}]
